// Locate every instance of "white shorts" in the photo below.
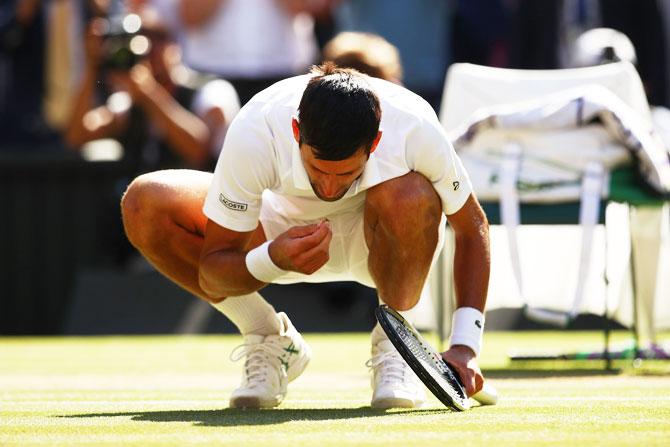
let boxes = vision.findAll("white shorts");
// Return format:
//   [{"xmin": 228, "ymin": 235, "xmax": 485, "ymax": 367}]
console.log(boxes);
[{"xmin": 259, "ymin": 192, "xmax": 447, "ymax": 288}]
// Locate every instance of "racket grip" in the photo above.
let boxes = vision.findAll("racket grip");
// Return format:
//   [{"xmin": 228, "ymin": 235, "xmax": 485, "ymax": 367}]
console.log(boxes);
[{"xmin": 472, "ymin": 383, "xmax": 499, "ymax": 405}]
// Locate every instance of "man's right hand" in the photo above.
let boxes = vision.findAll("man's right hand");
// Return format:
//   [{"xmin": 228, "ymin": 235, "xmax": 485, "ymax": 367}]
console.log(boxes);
[{"xmin": 268, "ymin": 220, "xmax": 332, "ymax": 275}]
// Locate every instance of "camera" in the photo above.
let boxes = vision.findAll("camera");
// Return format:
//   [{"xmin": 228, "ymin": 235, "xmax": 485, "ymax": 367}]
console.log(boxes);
[{"xmin": 99, "ymin": 14, "xmax": 151, "ymax": 71}]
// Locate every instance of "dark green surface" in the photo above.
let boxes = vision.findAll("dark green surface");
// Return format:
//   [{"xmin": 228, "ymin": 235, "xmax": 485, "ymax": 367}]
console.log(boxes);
[
  {"xmin": 481, "ymin": 164, "xmax": 667, "ymax": 225},
  {"xmin": 608, "ymin": 164, "xmax": 668, "ymax": 206}
]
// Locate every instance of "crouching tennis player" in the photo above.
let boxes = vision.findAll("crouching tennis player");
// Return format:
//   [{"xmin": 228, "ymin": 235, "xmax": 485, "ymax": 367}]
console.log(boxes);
[{"xmin": 121, "ymin": 63, "xmax": 490, "ymax": 409}]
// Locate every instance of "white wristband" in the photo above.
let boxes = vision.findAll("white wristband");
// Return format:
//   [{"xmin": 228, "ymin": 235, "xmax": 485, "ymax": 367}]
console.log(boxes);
[
  {"xmin": 245, "ymin": 240, "xmax": 287, "ymax": 283},
  {"xmin": 449, "ymin": 307, "xmax": 485, "ymax": 356}
]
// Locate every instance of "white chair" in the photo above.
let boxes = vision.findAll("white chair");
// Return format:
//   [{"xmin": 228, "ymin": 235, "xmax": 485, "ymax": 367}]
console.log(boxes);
[{"xmin": 431, "ymin": 62, "xmax": 669, "ymax": 362}]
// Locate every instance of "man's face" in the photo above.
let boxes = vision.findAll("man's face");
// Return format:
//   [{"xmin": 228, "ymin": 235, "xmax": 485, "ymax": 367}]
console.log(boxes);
[
  {"xmin": 299, "ymin": 143, "xmax": 369, "ymax": 202},
  {"xmin": 292, "ymin": 118, "xmax": 381, "ymax": 202}
]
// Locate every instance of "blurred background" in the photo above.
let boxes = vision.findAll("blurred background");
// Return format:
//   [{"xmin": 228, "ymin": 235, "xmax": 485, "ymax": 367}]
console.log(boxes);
[{"xmin": 1, "ymin": 0, "xmax": 669, "ymax": 340}]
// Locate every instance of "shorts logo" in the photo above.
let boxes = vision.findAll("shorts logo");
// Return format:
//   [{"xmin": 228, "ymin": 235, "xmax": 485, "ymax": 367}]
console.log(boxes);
[
  {"xmin": 453, "ymin": 181, "xmax": 460, "ymax": 191},
  {"xmin": 219, "ymin": 194, "xmax": 247, "ymax": 212}
]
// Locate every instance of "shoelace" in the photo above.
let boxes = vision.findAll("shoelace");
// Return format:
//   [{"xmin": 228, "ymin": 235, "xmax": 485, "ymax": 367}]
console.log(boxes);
[
  {"xmin": 365, "ymin": 350, "xmax": 410, "ymax": 384},
  {"xmin": 230, "ymin": 340, "xmax": 288, "ymax": 384}
]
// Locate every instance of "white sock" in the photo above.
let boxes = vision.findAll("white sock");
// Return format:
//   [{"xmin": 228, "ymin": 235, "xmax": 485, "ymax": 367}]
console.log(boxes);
[{"xmin": 211, "ymin": 292, "xmax": 281, "ymax": 336}]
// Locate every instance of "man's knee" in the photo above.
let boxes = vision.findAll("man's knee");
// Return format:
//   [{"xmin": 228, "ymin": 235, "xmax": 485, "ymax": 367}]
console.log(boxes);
[
  {"xmin": 365, "ymin": 172, "xmax": 442, "ymax": 237},
  {"xmin": 122, "ymin": 169, "xmax": 211, "ymax": 249},
  {"xmin": 384, "ymin": 297, "xmax": 419, "ymax": 312},
  {"xmin": 121, "ymin": 172, "xmax": 173, "ymax": 249}
]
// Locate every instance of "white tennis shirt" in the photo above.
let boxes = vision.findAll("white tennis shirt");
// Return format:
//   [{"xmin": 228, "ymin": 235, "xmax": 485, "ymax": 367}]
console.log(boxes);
[{"xmin": 203, "ymin": 75, "xmax": 473, "ymax": 233}]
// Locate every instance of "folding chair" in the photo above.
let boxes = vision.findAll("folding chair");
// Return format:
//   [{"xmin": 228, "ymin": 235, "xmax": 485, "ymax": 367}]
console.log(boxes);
[{"xmin": 433, "ymin": 62, "xmax": 669, "ymax": 366}]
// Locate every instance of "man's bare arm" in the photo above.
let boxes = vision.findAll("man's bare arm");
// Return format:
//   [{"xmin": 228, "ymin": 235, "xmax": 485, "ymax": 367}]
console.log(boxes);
[
  {"xmin": 198, "ymin": 219, "xmax": 332, "ymax": 299},
  {"xmin": 125, "ymin": 65, "xmax": 212, "ymax": 167},
  {"xmin": 447, "ymin": 194, "xmax": 490, "ymax": 312},
  {"xmin": 198, "ymin": 219, "xmax": 265, "ymax": 299},
  {"xmin": 64, "ymin": 20, "xmax": 127, "ymax": 148},
  {"xmin": 441, "ymin": 193, "xmax": 490, "ymax": 396}
]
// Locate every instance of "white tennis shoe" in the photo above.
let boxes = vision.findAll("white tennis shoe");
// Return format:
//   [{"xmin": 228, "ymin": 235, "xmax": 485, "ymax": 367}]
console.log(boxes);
[
  {"xmin": 229, "ymin": 312, "xmax": 311, "ymax": 408},
  {"xmin": 367, "ymin": 339, "xmax": 426, "ymax": 409}
]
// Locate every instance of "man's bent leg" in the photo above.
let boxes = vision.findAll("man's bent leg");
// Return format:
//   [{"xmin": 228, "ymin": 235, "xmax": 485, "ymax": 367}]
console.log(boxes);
[
  {"xmin": 121, "ymin": 170, "xmax": 310, "ymax": 408},
  {"xmin": 122, "ymin": 169, "xmax": 269, "ymax": 300},
  {"xmin": 364, "ymin": 171, "xmax": 442, "ymax": 310},
  {"xmin": 122, "ymin": 169, "xmax": 223, "ymax": 301},
  {"xmin": 363, "ymin": 172, "xmax": 440, "ymax": 409},
  {"xmin": 121, "ymin": 169, "xmax": 281, "ymax": 333}
]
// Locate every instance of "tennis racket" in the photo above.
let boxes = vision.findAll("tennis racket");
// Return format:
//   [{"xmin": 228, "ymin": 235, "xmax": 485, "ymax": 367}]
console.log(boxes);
[{"xmin": 375, "ymin": 305, "xmax": 499, "ymax": 411}]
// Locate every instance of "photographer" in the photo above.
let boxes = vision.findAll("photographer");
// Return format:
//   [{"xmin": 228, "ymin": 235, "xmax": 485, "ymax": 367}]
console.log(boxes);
[{"xmin": 65, "ymin": 8, "xmax": 239, "ymax": 171}]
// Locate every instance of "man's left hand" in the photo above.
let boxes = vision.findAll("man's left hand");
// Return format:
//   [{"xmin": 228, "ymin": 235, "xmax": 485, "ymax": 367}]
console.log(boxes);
[{"xmin": 441, "ymin": 345, "xmax": 484, "ymax": 397}]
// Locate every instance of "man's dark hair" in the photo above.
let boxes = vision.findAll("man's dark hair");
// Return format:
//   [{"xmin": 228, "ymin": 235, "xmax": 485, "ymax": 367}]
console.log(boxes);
[{"xmin": 297, "ymin": 62, "xmax": 381, "ymax": 161}]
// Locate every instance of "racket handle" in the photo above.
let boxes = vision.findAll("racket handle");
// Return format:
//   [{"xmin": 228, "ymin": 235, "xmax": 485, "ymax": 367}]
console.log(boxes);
[{"xmin": 472, "ymin": 383, "xmax": 499, "ymax": 406}]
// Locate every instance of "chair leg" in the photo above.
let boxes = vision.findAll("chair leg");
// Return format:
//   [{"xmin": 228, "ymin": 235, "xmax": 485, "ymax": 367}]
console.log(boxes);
[{"xmin": 604, "ymin": 214, "xmax": 612, "ymax": 371}]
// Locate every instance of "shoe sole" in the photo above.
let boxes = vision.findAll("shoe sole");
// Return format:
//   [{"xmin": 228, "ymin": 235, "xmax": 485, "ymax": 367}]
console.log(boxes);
[
  {"xmin": 230, "ymin": 395, "xmax": 282, "ymax": 409},
  {"xmin": 371, "ymin": 397, "xmax": 425, "ymax": 409}
]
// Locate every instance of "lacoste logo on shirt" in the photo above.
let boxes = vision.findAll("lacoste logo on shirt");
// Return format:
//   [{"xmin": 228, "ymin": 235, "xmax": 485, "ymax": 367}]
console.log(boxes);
[
  {"xmin": 219, "ymin": 193, "xmax": 248, "ymax": 211},
  {"xmin": 475, "ymin": 320, "xmax": 482, "ymax": 329},
  {"xmin": 453, "ymin": 181, "xmax": 460, "ymax": 191}
]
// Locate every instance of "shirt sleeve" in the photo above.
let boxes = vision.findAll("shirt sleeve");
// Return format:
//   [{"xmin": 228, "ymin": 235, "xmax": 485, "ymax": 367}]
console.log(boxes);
[
  {"xmin": 203, "ymin": 110, "xmax": 278, "ymax": 232},
  {"xmin": 405, "ymin": 115, "xmax": 473, "ymax": 215}
]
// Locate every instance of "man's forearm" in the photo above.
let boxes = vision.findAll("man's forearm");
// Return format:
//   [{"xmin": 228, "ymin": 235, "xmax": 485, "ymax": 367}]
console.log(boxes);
[
  {"xmin": 64, "ymin": 66, "xmax": 103, "ymax": 147},
  {"xmin": 452, "ymin": 222, "xmax": 490, "ymax": 312},
  {"xmin": 136, "ymin": 82, "xmax": 211, "ymax": 166},
  {"xmin": 198, "ymin": 249, "xmax": 266, "ymax": 299}
]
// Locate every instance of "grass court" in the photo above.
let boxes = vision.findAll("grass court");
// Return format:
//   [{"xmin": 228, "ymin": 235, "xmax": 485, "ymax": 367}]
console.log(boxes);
[{"xmin": 2, "ymin": 331, "xmax": 670, "ymax": 446}]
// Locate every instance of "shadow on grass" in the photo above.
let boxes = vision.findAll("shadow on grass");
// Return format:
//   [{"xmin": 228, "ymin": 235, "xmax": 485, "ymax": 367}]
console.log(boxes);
[
  {"xmin": 59, "ymin": 407, "xmax": 455, "ymax": 427},
  {"xmin": 482, "ymin": 367, "xmax": 621, "ymax": 379}
]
